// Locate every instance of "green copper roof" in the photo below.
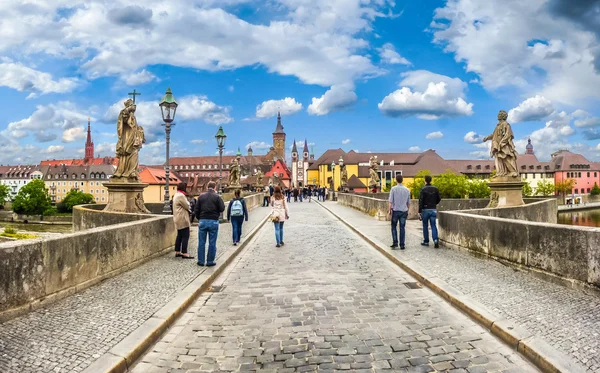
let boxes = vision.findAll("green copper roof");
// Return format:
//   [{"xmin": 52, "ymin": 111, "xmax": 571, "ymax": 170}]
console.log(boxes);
[
  {"xmin": 160, "ymin": 87, "xmax": 177, "ymax": 105},
  {"xmin": 215, "ymin": 126, "xmax": 226, "ymax": 138},
  {"xmin": 236, "ymin": 146, "xmax": 242, "ymax": 156}
]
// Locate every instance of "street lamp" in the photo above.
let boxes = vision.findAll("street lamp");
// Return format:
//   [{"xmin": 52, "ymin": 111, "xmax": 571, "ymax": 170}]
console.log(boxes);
[
  {"xmin": 331, "ymin": 160, "xmax": 336, "ymax": 201},
  {"xmin": 159, "ymin": 87, "xmax": 178, "ymax": 214},
  {"xmin": 215, "ymin": 126, "xmax": 227, "ymax": 194}
]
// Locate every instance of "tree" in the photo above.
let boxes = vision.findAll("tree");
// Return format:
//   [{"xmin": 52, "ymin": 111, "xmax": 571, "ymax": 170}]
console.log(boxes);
[
  {"xmin": 555, "ymin": 179, "xmax": 576, "ymax": 200},
  {"xmin": 12, "ymin": 180, "xmax": 52, "ymax": 216},
  {"xmin": 408, "ymin": 170, "xmax": 430, "ymax": 199},
  {"xmin": 522, "ymin": 182, "xmax": 533, "ymax": 197},
  {"xmin": 534, "ymin": 180, "xmax": 555, "ymax": 197},
  {"xmin": 433, "ymin": 170, "xmax": 470, "ymax": 199},
  {"xmin": 591, "ymin": 183, "xmax": 600, "ymax": 196},
  {"xmin": 468, "ymin": 179, "xmax": 491, "ymax": 198},
  {"xmin": 60, "ymin": 190, "xmax": 95, "ymax": 212},
  {"xmin": 0, "ymin": 184, "xmax": 9, "ymax": 206}
]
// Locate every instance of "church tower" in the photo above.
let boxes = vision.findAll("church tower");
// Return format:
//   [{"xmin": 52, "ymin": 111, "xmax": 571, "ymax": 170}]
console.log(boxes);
[
  {"xmin": 291, "ymin": 139, "xmax": 299, "ymax": 187},
  {"xmin": 525, "ymin": 138, "xmax": 534, "ymax": 155},
  {"xmin": 272, "ymin": 112, "xmax": 286, "ymax": 161},
  {"xmin": 84, "ymin": 117, "xmax": 94, "ymax": 163}
]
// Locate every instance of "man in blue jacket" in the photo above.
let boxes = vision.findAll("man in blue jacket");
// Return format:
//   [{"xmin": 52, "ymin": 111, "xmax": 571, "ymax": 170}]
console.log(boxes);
[
  {"xmin": 194, "ymin": 181, "xmax": 225, "ymax": 266},
  {"xmin": 419, "ymin": 175, "xmax": 441, "ymax": 248}
]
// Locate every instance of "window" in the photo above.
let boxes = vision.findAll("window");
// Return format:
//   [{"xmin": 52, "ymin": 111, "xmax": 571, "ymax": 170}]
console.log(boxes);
[
  {"xmin": 203, "ymin": 165, "xmax": 206, "ymax": 169},
  {"xmin": 102, "ymin": 197, "xmax": 105, "ymax": 202},
  {"xmin": 587, "ymin": 188, "xmax": 591, "ymax": 193},
  {"xmin": 101, "ymin": 173, "xmax": 105, "ymax": 179},
  {"xmin": 395, "ymin": 171, "xmax": 402, "ymax": 176},
  {"xmin": 209, "ymin": 165, "xmax": 212, "ymax": 169},
  {"xmin": 63, "ymin": 181, "xmax": 66, "ymax": 186},
  {"xmin": 101, "ymin": 190, "xmax": 105, "ymax": 194},
  {"xmin": 532, "ymin": 173, "xmax": 535, "ymax": 179},
  {"xmin": 91, "ymin": 174, "xmax": 95, "ymax": 179},
  {"xmin": 588, "ymin": 172, "xmax": 591, "ymax": 177},
  {"xmin": 579, "ymin": 172, "xmax": 582, "ymax": 178}
]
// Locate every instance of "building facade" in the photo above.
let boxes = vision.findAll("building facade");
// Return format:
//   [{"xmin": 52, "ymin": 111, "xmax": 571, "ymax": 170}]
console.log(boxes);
[
  {"xmin": 43, "ymin": 164, "xmax": 116, "ymax": 204},
  {"xmin": 0, "ymin": 165, "xmax": 40, "ymax": 200},
  {"xmin": 291, "ymin": 139, "xmax": 315, "ymax": 188},
  {"xmin": 139, "ymin": 167, "xmax": 181, "ymax": 203}
]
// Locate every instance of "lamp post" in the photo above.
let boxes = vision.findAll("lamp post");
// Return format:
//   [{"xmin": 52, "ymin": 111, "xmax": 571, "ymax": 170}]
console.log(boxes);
[
  {"xmin": 331, "ymin": 161, "xmax": 336, "ymax": 201},
  {"xmin": 215, "ymin": 126, "xmax": 227, "ymax": 194},
  {"xmin": 159, "ymin": 87, "xmax": 178, "ymax": 214}
]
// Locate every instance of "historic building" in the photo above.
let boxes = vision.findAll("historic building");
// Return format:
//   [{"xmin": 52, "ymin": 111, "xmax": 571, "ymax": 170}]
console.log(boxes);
[
  {"xmin": 291, "ymin": 139, "xmax": 315, "ymax": 187},
  {"xmin": 41, "ymin": 118, "xmax": 118, "ymax": 167},
  {"xmin": 265, "ymin": 159, "xmax": 292, "ymax": 188},
  {"xmin": 0, "ymin": 165, "xmax": 41, "ymax": 200},
  {"xmin": 138, "ymin": 166, "xmax": 181, "ymax": 203},
  {"xmin": 42, "ymin": 164, "xmax": 116, "ymax": 204}
]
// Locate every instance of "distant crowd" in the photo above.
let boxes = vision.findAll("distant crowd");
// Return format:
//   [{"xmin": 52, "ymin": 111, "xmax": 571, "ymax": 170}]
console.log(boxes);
[{"xmin": 262, "ymin": 185, "xmax": 329, "ymax": 206}]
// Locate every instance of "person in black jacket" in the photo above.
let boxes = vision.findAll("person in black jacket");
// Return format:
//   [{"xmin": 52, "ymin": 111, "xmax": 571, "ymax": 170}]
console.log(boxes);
[
  {"xmin": 226, "ymin": 189, "xmax": 248, "ymax": 246},
  {"xmin": 194, "ymin": 181, "xmax": 225, "ymax": 266},
  {"xmin": 419, "ymin": 175, "xmax": 441, "ymax": 248}
]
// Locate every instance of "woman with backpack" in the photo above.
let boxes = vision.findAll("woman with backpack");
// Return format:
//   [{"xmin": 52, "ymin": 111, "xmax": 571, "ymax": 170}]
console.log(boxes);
[
  {"xmin": 227, "ymin": 189, "xmax": 248, "ymax": 246},
  {"xmin": 270, "ymin": 186, "xmax": 289, "ymax": 247}
]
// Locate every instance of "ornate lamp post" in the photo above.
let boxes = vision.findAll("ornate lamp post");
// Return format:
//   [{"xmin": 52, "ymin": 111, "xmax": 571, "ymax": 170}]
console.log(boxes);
[
  {"xmin": 215, "ymin": 126, "xmax": 227, "ymax": 194},
  {"xmin": 331, "ymin": 161, "xmax": 336, "ymax": 201},
  {"xmin": 159, "ymin": 87, "xmax": 178, "ymax": 214}
]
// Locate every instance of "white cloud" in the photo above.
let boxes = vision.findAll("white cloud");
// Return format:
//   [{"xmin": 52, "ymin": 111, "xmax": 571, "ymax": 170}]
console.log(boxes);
[
  {"xmin": 3, "ymin": 102, "xmax": 90, "ymax": 140},
  {"xmin": 42, "ymin": 145, "xmax": 64, "ymax": 154},
  {"xmin": 426, "ymin": 131, "xmax": 444, "ymax": 140},
  {"xmin": 255, "ymin": 97, "xmax": 302, "ymax": 119},
  {"xmin": 307, "ymin": 84, "xmax": 358, "ymax": 115},
  {"xmin": 574, "ymin": 116, "xmax": 600, "ymax": 128},
  {"xmin": 0, "ymin": 62, "xmax": 79, "ymax": 97},
  {"xmin": 62, "ymin": 127, "xmax": 86, "ymax": 143},
  {"xmin": 379, "ymin": 71, "xmax": 474, "ymax": 119},
  {"xmin": 342, "ymin": 139, "xmax": 351, "ymax": 145},
  {"xmin": 508, "ymin": 95, "xmax": 554, "ymax": 123},
  {"xmin": 190, "ymin": 139, "xmax": 208, "ymax": 144},
  {"xmin": 432, "ymin": 0, "xmax": 600, "ymax": 103},
  {"xmin": 408, "ymin": 146, "xmax": 421, "ymax": 152},
  {"xmin": 514, "ymin": 111, "xmax": 575, "ymax": 160},
  {"xmin": 246, "ymin": 141, "xmax": 271, "ymax": 150},
  {"xmin": 96, "ymin": 142, "xmax": 116, "ymax": 156},
  {"xmin": 464, "ymin": 131, "xmax": 483, "ymax": 144},
  {"xmin": 121, "ymin": 69, "xmax": 156, "ymax": 86},
  {"xmin": 104, "ymin": 94, "xmax": 233, "ymax": 141},
  {"xmin": 378, "ymin": 43, "xmax": 410, "ymax": 65}
]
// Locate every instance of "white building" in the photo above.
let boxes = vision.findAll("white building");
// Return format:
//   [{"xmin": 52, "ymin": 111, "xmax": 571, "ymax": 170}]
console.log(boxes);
[
  {"xmin": 0, "ymin": 165, "xmax": 40, "ymax": 201},
  {"xmin": 291, "ymin": 139, "xmax": 315, "ymax": 187}
]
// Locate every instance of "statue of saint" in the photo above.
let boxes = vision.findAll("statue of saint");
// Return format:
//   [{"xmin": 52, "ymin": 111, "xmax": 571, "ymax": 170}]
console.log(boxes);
[
  {"xmin": 113, "ymin": 99, "xmax": 145, "ymax": 181},
  {"xmin": 340, "ymin": 159, "xmax": 348, "ymax": 187},
  {"xmin": 369, "ymin": 156, "xmax": 380, "ymax": 190},
  {"xmin": 483, "ymin": 110, "xmax": 519, "ymax": 178},
  {"xmin": 229, "ymin": 157, "xmax": 241, "ymax": 186},
  {"xmin": 255, "ymin": 168, "xmax": 264, "ymax": 188}
]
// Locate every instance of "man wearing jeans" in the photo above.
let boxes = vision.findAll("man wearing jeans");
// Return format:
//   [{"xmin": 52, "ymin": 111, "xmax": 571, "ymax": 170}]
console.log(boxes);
[
  {"xmin": 389, "ymin": 175, "xmax": 411, "ymax": 250},
  {"xmin": 194, "ymin": 181, "xmax": 225, "ymax": 267},
  {"xmin": 419, "ymin": 175, "xmax": 441, "ymax": 248}
]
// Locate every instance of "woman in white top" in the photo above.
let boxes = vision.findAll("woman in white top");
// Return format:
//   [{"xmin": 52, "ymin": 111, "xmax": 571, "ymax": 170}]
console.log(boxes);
[{"xmin": 270, "ymin": 186, "xmax": 289, "ymax": 247}]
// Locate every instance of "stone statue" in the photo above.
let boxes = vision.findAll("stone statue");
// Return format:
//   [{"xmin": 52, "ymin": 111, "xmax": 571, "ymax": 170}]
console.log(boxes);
[
  {"xmin": 340, "ymin": 159, "xmax": 348, "ymax": 188},
  {"xmin": 368, "ymin": 156, "xmax": 380, "ymax": 190},
  {"xmin": 483, "ymin": 110, "xmax": 519, "ymax": 178},
  {"xmin": 113, "ymin": 98, "xmax": 145, "ymax": 181},
  {"xmin": 255, "ymin": 168, "xmax": 264, "ymax": 188},
  {"xmin": 229, "ymin": 156, "xmax": 241, "ymax": 186}
]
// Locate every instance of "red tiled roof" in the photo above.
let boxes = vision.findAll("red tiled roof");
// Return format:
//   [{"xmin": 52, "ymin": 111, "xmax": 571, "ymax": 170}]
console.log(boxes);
[
  {"xmin": 41, "ymin": 157, "xmax": 118, "ymax": 166},
  {"xmin": 549, "ymin": 150, "xmax": 598, "ymax": 171},
  {"xmin": 140, "ymin": 167, "xmax": 182, "ymax": 185}
]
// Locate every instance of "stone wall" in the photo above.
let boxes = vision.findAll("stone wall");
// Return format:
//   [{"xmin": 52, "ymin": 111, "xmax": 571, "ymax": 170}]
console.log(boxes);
[
  {"xmin": 467, "ymin": 199, "xmax": 558, "ymax": 224},
  {"xmin": 438, "ymin": 199, "xmax": 599, "ymax": 286},
  {"xmin": 0, "ymin": 210, "xmax": 175, "ymax": 322}
]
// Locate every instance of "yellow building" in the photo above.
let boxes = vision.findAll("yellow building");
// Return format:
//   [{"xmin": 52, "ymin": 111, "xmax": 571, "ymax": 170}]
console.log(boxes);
[
  {"xmin": 42, "ymin": 164, "xmax": 115, "ymax": 204},
  {"xmin": 139, "ymin": 167, "xmax": 180, "ymax": 203}
]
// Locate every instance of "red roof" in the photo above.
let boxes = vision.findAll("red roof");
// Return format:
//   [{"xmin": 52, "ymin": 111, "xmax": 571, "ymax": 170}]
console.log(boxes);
[
  {"xmin": 265, "ymin": 159, "xmax": 291, "ymax": 180},
  {"xmin": 139, "ymin": 167, "xmax": 182, "ymax": 185},
  {"xmin": 41, "ymin": 157, "xmax": 118, "ymax": 166}
]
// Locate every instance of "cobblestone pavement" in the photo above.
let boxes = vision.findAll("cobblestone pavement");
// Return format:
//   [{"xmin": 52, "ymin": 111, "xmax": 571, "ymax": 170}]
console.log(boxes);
[
  {"xmin": 134, "ymin": 202, "xmax": 537, "ymax": 373},
  {"xmin": 0, "ymin": 209, "xmax": 269, "ymax": 373},
  {"xmin": 322, "ymin": 202, "xmax": 600, "ymax": 372}
]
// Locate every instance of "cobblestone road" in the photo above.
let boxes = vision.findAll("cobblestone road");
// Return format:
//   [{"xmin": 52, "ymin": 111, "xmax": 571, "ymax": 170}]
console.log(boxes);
[
  {"xmin": 0, "ymin": 208, "xmax": 269, "ymax": 373},
  {"xmin": 134, "ymin": 201, "xmax": 537, "ymax": 373},
  {"xmin": 322, "ymin": 202, "xmax": 600, "ymax": 372}
]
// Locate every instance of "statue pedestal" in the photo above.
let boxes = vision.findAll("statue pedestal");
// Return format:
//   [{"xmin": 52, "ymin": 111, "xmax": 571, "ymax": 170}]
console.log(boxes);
[
  {"xmin": 103, "ymin": 182, "xmax": 151, "ymax": 214},
  {"xmin": 487, "ymin": 177, "xmax": 525, "ymax": 208},
  {"xmin": 226, "ymin": 184, "xmax": 242, "ymax": 193}
]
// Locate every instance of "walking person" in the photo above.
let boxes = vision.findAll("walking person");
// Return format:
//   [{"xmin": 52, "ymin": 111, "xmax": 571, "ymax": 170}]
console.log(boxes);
[
  {"xmin": 307, "ymin": 187, "xmax": 312, "ymax": 203},
  {"xmin": 173, "ymin": 183, "xmax": 194, "ymax": 259},
  {"xmin": 419, "ymin": 175, "xmax": 441, "ymax": 248},
  {"xmin": 194, "ymin": 181, "xmax": 225, "ymax": 267},
  {"xmin": 262, "ymin": 185, "xmax": 270, "ymax": 207},
  {"xmin": 388, "ymin": 175, "xmax": 411, "ymax": 250},
  {"xmin": 227, "ymin": 189, "xmax": 248, "ymax": 246},
  {"xmin": 270, "ymin": 186, "xmax": 289, "ymax": 247}
]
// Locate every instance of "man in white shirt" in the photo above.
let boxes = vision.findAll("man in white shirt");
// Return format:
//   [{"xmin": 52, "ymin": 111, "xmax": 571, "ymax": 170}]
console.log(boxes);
[{"xmin": 388, "ymin": 175, "xmax": 411, "ymax": 250}]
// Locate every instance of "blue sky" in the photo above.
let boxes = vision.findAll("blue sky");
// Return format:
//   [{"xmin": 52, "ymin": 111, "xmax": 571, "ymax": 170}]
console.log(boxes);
[{"xmin": 2, "ymin": 0, "xmax": 600, "ymax": 165}]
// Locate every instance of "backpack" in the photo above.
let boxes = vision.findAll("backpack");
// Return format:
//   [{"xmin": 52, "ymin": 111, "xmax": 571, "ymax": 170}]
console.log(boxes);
[{"xmin": 231, "ymin": 199, "xmax": 244, "ymax": 216}]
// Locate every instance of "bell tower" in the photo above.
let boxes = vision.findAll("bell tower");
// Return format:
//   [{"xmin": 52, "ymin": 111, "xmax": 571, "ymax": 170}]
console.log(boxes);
[
  {"xmin": 272, "ymin": 112, "xmax": 286, "ymax": 161},
  {"xmin": 84, "ymin": 117, "xmax": 94, "ymax": 163}
]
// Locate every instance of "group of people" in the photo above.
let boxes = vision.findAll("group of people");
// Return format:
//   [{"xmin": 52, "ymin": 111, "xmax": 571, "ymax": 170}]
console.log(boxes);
[
  {"xmin": 388, "ymin": 174, "xmax": 441, "ymax": 250},
  {"xmin": 284, "ymin": 186, "xmax": 329, "ymax": 202},
  {"xmin": 172, "ymin": 181, "xmax": 291, "ymax": 266}
]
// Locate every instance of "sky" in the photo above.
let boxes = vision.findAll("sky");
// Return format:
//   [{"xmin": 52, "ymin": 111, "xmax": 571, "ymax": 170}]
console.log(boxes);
[{"xmin": 2, "ymin": 0, "xmax": 600, "ymax": 165}]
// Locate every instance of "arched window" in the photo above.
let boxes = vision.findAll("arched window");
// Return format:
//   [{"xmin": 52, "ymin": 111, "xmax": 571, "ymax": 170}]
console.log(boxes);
[
  {"xmin": 81, "ymin": 173, "xmax": 86, "ymax": 179},
  {"xmin": 72, "ymin": 174, "xmax": 77, "ymax": 179},
  {"xmin": 101, "ymin": 173, "xmax": 105, "ymax": 179},
  {"xmin": 575, "ymin": 188, "xmax": 579, "ymax": 194}
]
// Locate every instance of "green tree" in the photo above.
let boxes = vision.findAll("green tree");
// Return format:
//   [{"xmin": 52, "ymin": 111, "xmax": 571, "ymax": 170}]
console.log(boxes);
[
  {"xmin": 468, "ymin": 179, "xmax": 491, "ymax": 198},
  {"xmin": 12, "ymin": 180, "xmax": 52, "ymax": 216},
  {"xmin": 0, "ymin": 184, "xmax": 10, "ymax": 206},
  {"xmin": 433, "ymin": 170, "xmax": 470, "ymax": 199},
  {"xmin": 591, "ymin": 183, "xmax": 600, "ymax": 196},
  {"xmin": 60, "ymin": 190, "xmax": 95, "ymax": 212},
  {"xmin": 534, "ymin": 179, "xmax": 556, "ymax": 196},
  {"xmin": 555, "ymin": 179, "xmax": 576, "ymax": 200},
  {"xmin": 407, "ymin": 170, "xmax": 430, "ymax": 199},
  {"xmin": 522, "ymin": 182, "xmax": 533, "ymax": 197}
]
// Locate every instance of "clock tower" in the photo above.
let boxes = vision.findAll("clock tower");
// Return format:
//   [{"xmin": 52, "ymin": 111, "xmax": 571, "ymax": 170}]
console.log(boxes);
[{"xmin": 272, "ymin": 112, "xmax": 286, "ymax": 162}]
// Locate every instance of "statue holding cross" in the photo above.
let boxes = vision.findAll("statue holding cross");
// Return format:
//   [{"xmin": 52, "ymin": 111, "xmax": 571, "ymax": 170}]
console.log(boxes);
[{"xmin": 128, "ymin": 89, "xmax": 141, "ymax": 104}]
